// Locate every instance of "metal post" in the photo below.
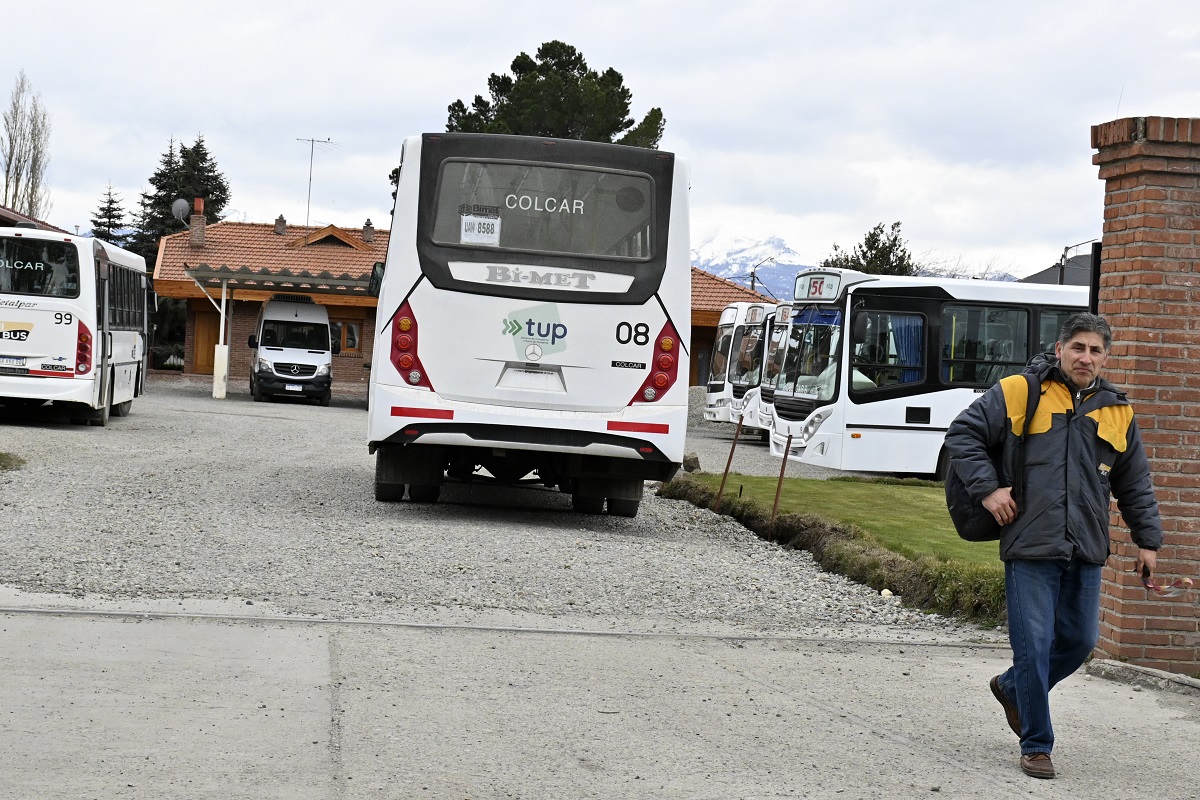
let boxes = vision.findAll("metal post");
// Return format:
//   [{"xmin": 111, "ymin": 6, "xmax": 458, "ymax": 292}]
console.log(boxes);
[
  {"xmin": 1090, "ymin": 241, "xmax": 1102, "ymax": 314},
  {"xmin": 770, "ymin": 433, "xmax": 794, "ymax": 529},
  {"xmin": 212, "ymin": 279, "xmax": 229, "ymax": 399},
  {"xmin": 712, "ymin": 417, "xmax": 743, "ymax": 512}
]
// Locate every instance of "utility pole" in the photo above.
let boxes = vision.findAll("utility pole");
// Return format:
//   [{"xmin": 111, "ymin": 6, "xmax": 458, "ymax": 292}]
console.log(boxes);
[{"xmin": 748, "ymin": 257, "xmax": 774, "ymax": 294}]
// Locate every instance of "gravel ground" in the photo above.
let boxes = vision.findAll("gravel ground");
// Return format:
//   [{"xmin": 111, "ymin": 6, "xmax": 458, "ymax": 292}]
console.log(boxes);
[{"xmin": 0, "ymin": 378, "xmax": 991, "ymax": 644}]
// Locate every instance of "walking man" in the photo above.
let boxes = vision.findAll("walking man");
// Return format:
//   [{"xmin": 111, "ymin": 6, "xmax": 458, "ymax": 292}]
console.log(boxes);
[{"xmin": 944, "ymin": 313, "xmax": 1161, "ymax": 779}]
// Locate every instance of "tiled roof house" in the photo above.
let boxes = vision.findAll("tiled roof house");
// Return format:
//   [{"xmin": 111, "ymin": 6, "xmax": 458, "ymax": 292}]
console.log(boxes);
[
  {"xmin": 0, "ymin": 201, "xmax": 69, "ymax": 233},
  {"xmin": 151, "ymin": 206, "xmax": 772, "ymax": 391},
  {"xmin": 153, "ymin": 207, "xmax": 386, "ymax": 388}
]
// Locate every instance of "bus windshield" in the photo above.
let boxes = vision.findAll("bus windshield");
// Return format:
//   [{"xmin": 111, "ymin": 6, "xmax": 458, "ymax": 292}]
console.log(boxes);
[
  {"xmin": 777, "ymin": 308, "xmax": 843, "ymax": 402},
  {"xmin": 728, "ymin": 325, "xmax": 764, "ymax": 387},
  {"xmin": 432, "ymin": 160, "xmax": 653, "ymax": 260},
  {"xmin": 0, "ymin": 236, "xmax": 80, "ymax": 298},
  {"xmin": 709, "ymin": 323, "xmax": 734, "ymax": 383}
]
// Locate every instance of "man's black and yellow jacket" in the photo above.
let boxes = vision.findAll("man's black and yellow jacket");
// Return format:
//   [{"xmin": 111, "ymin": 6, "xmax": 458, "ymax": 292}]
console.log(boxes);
[{"xmin": 944, "ymin": 353, "xmax": 1162, "ymax": 564}]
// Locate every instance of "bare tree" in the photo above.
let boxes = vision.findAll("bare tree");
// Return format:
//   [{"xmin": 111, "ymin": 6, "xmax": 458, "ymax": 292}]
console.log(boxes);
[{"xmin": 1, "ymin": 70, "xmax": 52, "ymax": 219}]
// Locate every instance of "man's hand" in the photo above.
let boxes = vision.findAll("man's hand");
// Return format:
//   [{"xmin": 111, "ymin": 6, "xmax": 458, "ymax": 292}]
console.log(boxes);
[
  {"xmin": 1135, "ymin": 548, "xmax": 1157, "ymax": 576},
  {"xmin": 982, "ymin": 487, "xmax": 1018, "ymax": 526}
]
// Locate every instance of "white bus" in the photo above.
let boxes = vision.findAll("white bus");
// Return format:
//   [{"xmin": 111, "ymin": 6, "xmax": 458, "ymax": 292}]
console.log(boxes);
[
  {"xmin": 744, "ymin": 302, "xmax": 792, "ymax": 433},
  {"xmin": 702, "ymin": 301, "xmax": 774, "ymax": 430},
  {"xmin": 0, "ymin": 224, "xmax": 150, "ymax": 425},
  {"xmin": 366, "ymin": 133, "xmax": 691, "ymax": 517},
  {"xmin": 769, "ymin": 267, "xmax": 1087, "ymax": 477}
]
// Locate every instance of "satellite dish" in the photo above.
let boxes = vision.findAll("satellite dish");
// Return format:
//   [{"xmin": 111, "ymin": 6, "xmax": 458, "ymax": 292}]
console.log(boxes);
[{"xmin": 171, "ymin": 198, "xmax": 190, "ymax": 222}]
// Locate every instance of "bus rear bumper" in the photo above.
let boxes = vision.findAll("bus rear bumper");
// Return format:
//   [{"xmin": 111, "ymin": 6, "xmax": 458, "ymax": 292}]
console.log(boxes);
[
  {"xmin": 0, "ymin": 374, "xmax": 95, "ymax": 405},
  {"xmin": 369, "ymin": 387, "xmax": 686, "ymax": 469}
]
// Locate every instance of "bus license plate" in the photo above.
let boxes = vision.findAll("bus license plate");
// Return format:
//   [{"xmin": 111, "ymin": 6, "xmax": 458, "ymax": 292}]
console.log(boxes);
[
  {"xmin": 285, "ymin": 383, "xmax": 302, "ymax": 392},
  {"xmin": 0, "ymin": 356, "xmax": 25, "ymax": 367}
]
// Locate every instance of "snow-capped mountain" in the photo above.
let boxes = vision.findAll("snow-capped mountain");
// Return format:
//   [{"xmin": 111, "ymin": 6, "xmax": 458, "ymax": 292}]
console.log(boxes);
[{"xmin": 691, "ymin": 233, "xmax": 814, "ymax": 301}]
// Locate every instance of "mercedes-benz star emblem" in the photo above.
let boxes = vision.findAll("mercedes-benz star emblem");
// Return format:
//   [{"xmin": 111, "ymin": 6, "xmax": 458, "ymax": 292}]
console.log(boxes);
[
  {"xmin": 290, "ymin": 365, "xmax": 300, "ymax": 374},
  {"xmin": 525, "ymin": 344, "xmax": 543, "ymax": 361}
]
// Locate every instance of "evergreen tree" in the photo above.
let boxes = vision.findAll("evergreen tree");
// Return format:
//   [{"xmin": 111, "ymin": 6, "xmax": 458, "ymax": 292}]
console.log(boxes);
[
  {"xmin": 88, "ymin": 183, "xmax": 128, "ymax": 246},
  {"xmin": 820, "ymin": 222, "xmax": 920, "ymax": 277},
  {"xmin": 127, "ymin": 135, "xmax": 230, "ymax": 267},
  {"xmin": 392, "ymin": 41, "xmax": 664, "ymax": 199},
  {"xmin": 447, "ymin": 41, "xmax": 664, "ymax": 145}
]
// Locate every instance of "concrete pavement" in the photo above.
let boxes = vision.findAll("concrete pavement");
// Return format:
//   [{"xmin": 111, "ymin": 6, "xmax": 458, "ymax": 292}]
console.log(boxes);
[{"xmin": 2, "ymin": 595, "xmax": 1198, "ymax": 799}]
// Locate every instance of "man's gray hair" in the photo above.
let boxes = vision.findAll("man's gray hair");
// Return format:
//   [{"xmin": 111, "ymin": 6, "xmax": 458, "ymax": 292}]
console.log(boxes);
[{"xmin": 1059, "ymin": 312, "xmax": 1112, "ymax": 350}]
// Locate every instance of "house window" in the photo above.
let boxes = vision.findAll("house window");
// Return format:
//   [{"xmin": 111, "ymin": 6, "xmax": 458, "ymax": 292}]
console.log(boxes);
[{"xmin": 331, "ymin": 320, "xmax": 362, "ymax": 354}]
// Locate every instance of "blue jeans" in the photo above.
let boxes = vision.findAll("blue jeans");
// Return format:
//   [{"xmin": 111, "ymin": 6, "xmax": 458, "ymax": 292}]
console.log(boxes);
[{"xmin": 995, "ymin": 558, "xmax": 1102, "ymax": 755}]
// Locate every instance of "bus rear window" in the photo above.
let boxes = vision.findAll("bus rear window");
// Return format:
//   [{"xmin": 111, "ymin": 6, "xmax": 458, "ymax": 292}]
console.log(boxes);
[
  {"xmin": 0, "ymin": 237, "xmax": 80, "ymax": 298},
  {"xmin": 431, "ymin": 160, "xmax": 654, "ymax": 260}
]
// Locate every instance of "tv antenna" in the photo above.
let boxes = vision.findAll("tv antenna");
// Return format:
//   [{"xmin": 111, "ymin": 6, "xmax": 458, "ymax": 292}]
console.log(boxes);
[{"xmin": 297, "ymin": 137, "xmax": 338, "ymax": 238}]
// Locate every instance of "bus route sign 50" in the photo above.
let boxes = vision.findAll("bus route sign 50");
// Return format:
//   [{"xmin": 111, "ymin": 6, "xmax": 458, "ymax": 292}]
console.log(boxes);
[{"xmin": 797, "ymin": 272, "xmax": 842, "ymax": 302}]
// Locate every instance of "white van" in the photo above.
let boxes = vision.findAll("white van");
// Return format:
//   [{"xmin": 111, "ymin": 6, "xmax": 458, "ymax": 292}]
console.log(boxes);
[{"xmin": 247, "ymin": 294, "xmax": 339, "ymax": 405}]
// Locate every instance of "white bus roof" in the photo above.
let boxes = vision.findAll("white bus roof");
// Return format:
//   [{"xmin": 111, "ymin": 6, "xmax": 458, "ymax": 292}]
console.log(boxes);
[{"xmin": 794, "ymin": 267, "xmax": 1088, "ymax": 306}]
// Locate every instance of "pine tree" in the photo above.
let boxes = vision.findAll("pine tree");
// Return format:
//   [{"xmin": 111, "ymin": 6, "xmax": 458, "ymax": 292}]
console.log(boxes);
[
  {"xmin": 127, "ymin": 135, "xmax": 231, "ymax": 268},
  {"xmin": 820, "ymin": 222, "xmax": 920, "ymax": 277},
  {"xmin": 88, "ymin": 183, "xmax": 128, "ymax": 246}
]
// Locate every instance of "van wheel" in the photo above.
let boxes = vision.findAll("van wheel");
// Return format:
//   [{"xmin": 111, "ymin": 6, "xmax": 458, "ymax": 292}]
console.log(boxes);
[
  {"xmin": 375, "ymin": 481, "xmax": 405, "ymax": 502},
  {"xmin": 607, "ymin": 498, "xmax": 640, "ymax": 517},
  {"xmin": 252, "ymin": 378, "xmax": 264, "ymax": 402},
  {"xmin": 408, "ymin": 484, "xmax": 440, "ymax": 503},
  {"xmin": 111, "ymin": 400, "xmax": 132, "ymax": 418},
  {"xmin": 319, "ymin": 391, "xmax": 331, "ymax": 407}
]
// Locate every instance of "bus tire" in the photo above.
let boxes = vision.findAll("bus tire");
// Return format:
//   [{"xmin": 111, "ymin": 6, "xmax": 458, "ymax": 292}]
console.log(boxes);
[
  {"xmin": 607, "ymin": 498, "xmax": 640, "ymax": 517},
  {"xmin": 87, "ymin": 402, "xmax": 110, "ymax": 427},
  {"xmin": 111, "ymin": 400, "xmax": 132, "ymax": 418},
  {"xmin": 375, "ymin": 481, "xmax": 405, "ymax": 502},
  {"xmin": 934, "ymin": 448, "xmax": 951, "ymax": 482},
  {"xmin": 571, "ymin": 494, "xmax": 604, "ymax": 514},
  {"xmin": 408, "ymin": 484, "xmax": 440, "ymax": 503}
]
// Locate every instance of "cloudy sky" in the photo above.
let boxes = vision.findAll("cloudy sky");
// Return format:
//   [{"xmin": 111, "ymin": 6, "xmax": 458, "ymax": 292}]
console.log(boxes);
[{"xmin": 4, "ymin": 1, "xmax": 1199, "ymax": 276}]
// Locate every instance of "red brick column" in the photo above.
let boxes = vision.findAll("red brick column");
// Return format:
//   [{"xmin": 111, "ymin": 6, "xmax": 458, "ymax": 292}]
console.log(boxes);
[{"xmin": 1091, "ymin": 116, "xmax": 1200, "ymax": 674}]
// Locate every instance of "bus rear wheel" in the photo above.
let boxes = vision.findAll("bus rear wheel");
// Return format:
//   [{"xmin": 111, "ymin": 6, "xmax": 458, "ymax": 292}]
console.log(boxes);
[
  {"xmin": 607, "ymin": 498, "xmax": 640, "ymax": 517},
  {"xmin": 572, "ymin": 494, "xmax": 604, "ymax": 514},
  {"xmin": 408, "ymin": 484, "xmax": 440, "ymax": 503},
  {"xmin": 86, "ymin": 402, "xmax": 110, "ymax": 427},
  {"xmin": 375, "ymin": 481, "xmax": 405, "ymax": 502},
  {"xmin": 111, "ymin": 400, "xmax": 132, "ymax": 418}
]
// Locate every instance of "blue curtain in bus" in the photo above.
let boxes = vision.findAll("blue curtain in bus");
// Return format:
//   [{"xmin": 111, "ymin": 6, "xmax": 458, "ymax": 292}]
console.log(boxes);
[
  {"xmin": 892, "ymin": 315, "xmax": 923, "ymax": 383},
  {"xmin": 792, "ymin": 308, "xmax": 842, "ymax": 326}
]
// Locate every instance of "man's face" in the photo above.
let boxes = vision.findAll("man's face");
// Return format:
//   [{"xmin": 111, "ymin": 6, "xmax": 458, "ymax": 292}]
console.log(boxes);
[{"xmin": 1056, "ymin": 331, "xmax": 1108, "ymax": 390}]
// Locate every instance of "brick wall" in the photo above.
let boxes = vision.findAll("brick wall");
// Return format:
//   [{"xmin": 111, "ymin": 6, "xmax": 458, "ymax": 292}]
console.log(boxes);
[{"xmin": 1092, "ymin": 116, "xmax": 1200, "ymax": 673}]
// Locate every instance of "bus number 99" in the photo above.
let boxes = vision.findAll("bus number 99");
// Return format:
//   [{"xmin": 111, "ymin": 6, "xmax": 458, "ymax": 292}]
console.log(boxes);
[{"xmin": 54, "ymin": 313, "xmax": 73, "ymax": 325}]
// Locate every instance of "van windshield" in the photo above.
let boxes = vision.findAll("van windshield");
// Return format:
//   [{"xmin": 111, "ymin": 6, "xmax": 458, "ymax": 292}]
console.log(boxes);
[{"xmin": 261, "ymin": 321, "xmax": 329, "ymax": 350}]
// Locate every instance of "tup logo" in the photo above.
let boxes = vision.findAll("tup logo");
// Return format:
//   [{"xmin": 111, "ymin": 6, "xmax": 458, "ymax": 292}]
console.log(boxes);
[{"xmin": 501, "ymin": 304, "xmax": 568, "ymax": 361}]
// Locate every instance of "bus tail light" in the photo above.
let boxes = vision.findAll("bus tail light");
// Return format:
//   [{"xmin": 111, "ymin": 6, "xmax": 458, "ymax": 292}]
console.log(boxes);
[
  {"xmin": 389, "ymin": 302, "xmax": 434, "ymax": 391},
  {"xmin": 76, "ymin": 321, "xmax": 93, "ymax": 374},
  {"xmin": 629, "ymin": 321, "xmax": 682, "ymax": 404}
]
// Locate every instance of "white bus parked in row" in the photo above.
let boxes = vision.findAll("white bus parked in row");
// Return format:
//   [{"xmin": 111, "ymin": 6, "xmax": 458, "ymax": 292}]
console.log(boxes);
[
  {"xmin": 0, "ymin": 224, "xmax": 151, "ymax": 425},
  {"xmin": 366, "ymin": 133, "xmax": 691, "ymax": 517},
  {"xmin": 744, "ymin": 302, "xmax": 792, "ymax": 434},
  {"xmin": 703, "ymin": 301, "xmax": 774, "ymax": 433},
  {"xmin": 769, "ymin": 267, "xmax": 1087, "ymax": 477}
]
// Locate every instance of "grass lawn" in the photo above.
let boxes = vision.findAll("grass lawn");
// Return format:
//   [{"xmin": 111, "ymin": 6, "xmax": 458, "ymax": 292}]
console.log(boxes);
[{"xmin": 690, "ymin": 472, "xmax": 1000, "ymax": 566}]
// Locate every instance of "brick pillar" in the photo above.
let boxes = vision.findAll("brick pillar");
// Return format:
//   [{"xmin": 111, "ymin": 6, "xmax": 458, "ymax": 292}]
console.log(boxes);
[{"xmin": 1091, "ymin": 116, "xmax": 1200, "ymax": 674}]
